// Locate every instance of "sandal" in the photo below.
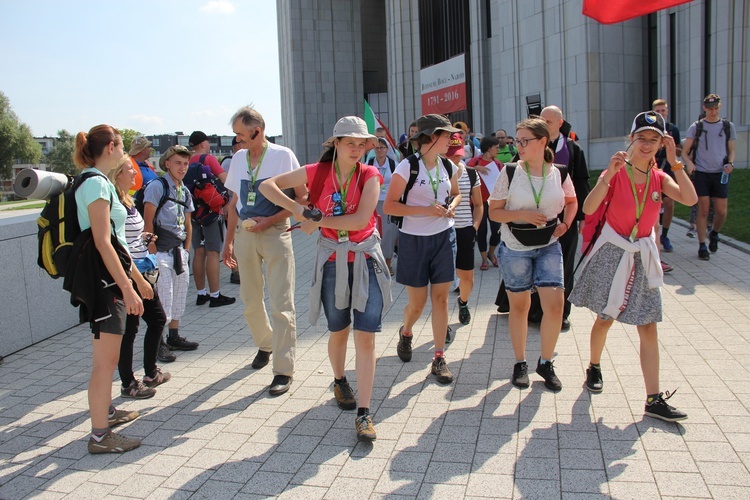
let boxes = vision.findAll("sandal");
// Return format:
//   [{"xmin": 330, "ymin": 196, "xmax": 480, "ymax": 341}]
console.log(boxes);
[
  {"xmin": 480, "ymin": 262, "xmax": 489, "ymax": 271},
  {"xmin": 489, "ymin": 255, "xmax": 499, "ymax": 267}
]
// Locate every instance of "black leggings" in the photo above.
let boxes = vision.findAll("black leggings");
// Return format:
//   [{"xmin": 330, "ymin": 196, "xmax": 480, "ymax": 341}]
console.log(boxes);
[
  {"xmin": 476, "ymin": 200, "xmax": 501, "ymax": 253},
  {"xmin": 118, "ymin": 287, "xmax": 166, "ymax": 385}
]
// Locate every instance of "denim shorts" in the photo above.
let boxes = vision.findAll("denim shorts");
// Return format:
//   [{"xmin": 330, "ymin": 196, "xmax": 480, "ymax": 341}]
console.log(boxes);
[
  {"xmin": 498, "ymin": 241, "xmax": 564, "ymax": 292},
  {"xmin": 321, "ymin": 259, "xmax": 383, "ymax": 333}
]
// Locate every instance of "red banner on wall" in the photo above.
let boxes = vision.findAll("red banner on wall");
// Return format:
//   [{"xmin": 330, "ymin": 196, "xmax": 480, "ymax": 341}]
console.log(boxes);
[
  {"xmin": 583, "ymin": 0, "xmax": 694, "ymax": 24},
  {"xmin": 422, "ymin": 83, "xmax": 467, "ymax": 115},
  {"xmin": 420, "ymin": 54, "xmax": 467, "ymax": 115}
]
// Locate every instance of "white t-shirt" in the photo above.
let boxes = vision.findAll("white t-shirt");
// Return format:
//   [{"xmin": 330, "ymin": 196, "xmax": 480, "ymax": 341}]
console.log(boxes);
[
  {"xmin": 489, "ymin": 163, "xmax": 575, "ymax": 251},
  {"xmin": 454, "ymin": 163, "xmax": 481, "ymax": 229},
  {"xmin": 225, "ymin": 142, "xmax": 301, "ymax": 219},
  {"xmin": 392, "ymin": 156, "xmax": 456, "ymax": 236},
  {"xmin": 369, "ymin": 157, "xmax": 393, "ymax": 202}
]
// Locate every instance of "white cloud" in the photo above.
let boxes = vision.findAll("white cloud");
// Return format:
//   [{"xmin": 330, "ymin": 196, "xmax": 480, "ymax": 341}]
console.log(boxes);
[
  {"xmin": 199, "ymin": 1, "xmax": 236, "ymax": 14},
  {"xmin": 131, "ymin": 114, "xmax": 164, "ymax": 126}
]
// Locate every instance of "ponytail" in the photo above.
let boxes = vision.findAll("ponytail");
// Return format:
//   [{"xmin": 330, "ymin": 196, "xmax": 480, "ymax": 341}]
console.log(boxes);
[
  {"xmin": 544, "ymin": 146, "xmax": 554, "ymax": 163},
  {"xmin": 73, "ymin": 124, "xmax": 120, "ymax": 169}
]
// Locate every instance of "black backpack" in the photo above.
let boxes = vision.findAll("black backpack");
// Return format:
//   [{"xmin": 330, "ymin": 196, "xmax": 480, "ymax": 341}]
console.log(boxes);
[
  {"xmin": 390, "ymin": 154, "xmax": 454, "ymax": 228},
  {"xmin": 688, "ymin": 118, "xmax": 731, "ymax": 162},
  {"xmin": 133, "ymin": 176, "xmax": 187, "ymax": 231},
  {"xmin": 37, "ymin": 171, "xmax": 109, "ymax": 279},
  {"xmin": 366, "ymin": 156, "xmax": 396, "ymax": 173}
]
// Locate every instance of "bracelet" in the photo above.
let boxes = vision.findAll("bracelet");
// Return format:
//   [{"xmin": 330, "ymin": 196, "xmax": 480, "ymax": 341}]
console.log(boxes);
[
  {"xmin": 671, "ymin": 161, "xmax": 685, "ymax": 172},
  {"xmin": 560, "ymin": 221, "xmax": 569, "ymax": 231},
  {"xmin": 599, "ymin": 177, "xmax": 611, "ymax": 187}
]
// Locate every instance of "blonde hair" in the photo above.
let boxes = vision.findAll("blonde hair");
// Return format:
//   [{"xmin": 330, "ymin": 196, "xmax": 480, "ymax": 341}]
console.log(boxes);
[{"xmin": 108, "ymin": 154, "xmax": 134, "ymax": 208}]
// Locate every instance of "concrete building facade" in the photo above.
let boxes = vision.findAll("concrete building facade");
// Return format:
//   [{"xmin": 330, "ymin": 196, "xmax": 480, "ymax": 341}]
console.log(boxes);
[{"xmin": 278, "ymin": 0, "xmax": 747, "ymax": 169}]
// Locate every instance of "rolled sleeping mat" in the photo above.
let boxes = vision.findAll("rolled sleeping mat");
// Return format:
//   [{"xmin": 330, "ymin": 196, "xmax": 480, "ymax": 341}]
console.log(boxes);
[{"xmin": 13, "ymin": 169, "xmax": 71, "ymax": 200}]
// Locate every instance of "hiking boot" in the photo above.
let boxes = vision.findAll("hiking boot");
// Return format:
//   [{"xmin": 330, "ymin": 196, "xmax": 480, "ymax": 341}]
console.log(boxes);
[
  {"xmin": 196, "ymin": 294, "xmax": 209, "ymax": 306},
  {"xmin": 445, "ymin": 326, "xmax": 452, "ymax": 344},
  {"xmin": 143, "ymin": 368, "xmax": 171, "ymax": 388},
  {"xmin": 561, "ymin": 318, "xmax": 571, "ymax": 332},
  {"xmin": 431, "ymin": 356, "xmax": 453, "ymax": 384},
  {"xmin": 120, "ymin": 379, "xmax": 156, "ymax": 399},
  {"xmin": 157, "ymin": 341, "xmax": 176, "ymax": 363},
  {"xmin": 209, "ymin": 293, "xmax": 236, "ymax": 308},
  {"xmin": 586, "ymin": 365, "xmax": 603, "ymax": 393},
  {"xmin": 108, "ymin": 408, "xmax": 139, "ymax": 428},
  {"xmin": 251, "ymin": 350, "xmax": 271, "ymax": 369},
  {"xmin": 660, "ymin": 261, "xmax": 673, "ymax": 273},
  {"xmin": 396, "ymin": 326, "xmax": 412, "ymax": 362},
  {"xmin": 708, "ymin": 231, "xmax": 719, "ymax": 253},
  {"xmin": 167, "ymin": 334, "xmax": 199, "ymax": 351},
  {"xmin": 333, "ymin": 381, "xmax": 356, "ymax": 410},
  {"xmin": 88, "ymin": 430, "xmax": 141, "ymax": 454},
  {"xmin": 355, "ymin": 414, "xmax": 376, "ymax": 441},
  {"xmin": 660, "ymin": 235, "xmax": 673, "ymax": 252},
  {"xmin": 644, "ymin": 391, "xmax": 687, "ymax": 422},
  {"xmin": 536, "ymin": 358, "xmax": 562, "ymax": 391},
  {"xmin": 698, "ymin": 245, "xmax": 710, "ymax": 261},
  {"xmin": 512, "ymin": 361, "xmax": 529, "ymax": 389},
  {"xmin": 458, "ymin": 298, "xmax": 471, "ymax": 325},
  {"xmin": 230, "ymin": 271, "xmax": 241, "ymax": 284},
  {"xmin": 686, "ymin": 227, "xmax": 697, "ymax": 238}
]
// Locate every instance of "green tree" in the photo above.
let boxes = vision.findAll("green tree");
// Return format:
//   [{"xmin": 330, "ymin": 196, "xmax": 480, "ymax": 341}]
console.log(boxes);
[
  {"xmin": 0, "ymin": 91, "xmax": 42, "ymax": 179},
  {"xmin": 47, "ymin": 130, "xmax": 76, "ymax": 175},
  {"xmin": 118, "ymin": 128, "xmax": 142, "ymax": 155}
]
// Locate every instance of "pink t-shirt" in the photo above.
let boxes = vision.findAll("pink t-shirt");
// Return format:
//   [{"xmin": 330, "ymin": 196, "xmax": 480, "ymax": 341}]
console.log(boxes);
[
  {"xmin": 190, "ymin": 154, "xmax": 224, "ymax": 177},
  {"xmin": 604, "ymin": 167, "xmax": 666, "ymax": 239},
  {"xmin": 305, "ymin": 162, "xmax": 383, "ymax": 261}
]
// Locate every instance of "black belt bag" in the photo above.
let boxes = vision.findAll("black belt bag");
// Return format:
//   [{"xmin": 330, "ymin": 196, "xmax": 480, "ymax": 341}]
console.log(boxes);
[{"xmin": 507, "ymin": 219, "xmax": 558, "ymax": 246}]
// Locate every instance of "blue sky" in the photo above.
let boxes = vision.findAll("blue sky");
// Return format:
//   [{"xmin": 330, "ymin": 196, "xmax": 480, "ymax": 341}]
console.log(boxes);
[{"xmin": 0, "ymin": 0, "xmax": 282, "ymax": 138}]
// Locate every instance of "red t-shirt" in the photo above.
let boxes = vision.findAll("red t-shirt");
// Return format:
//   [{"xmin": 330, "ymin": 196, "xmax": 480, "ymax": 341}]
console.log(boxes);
[
  {"xmin": 305, "ymin": 162, "xmax": 383, "ymax": 261},
  {"xmin": 604, "ymin": 167, "xmax": 666, "ymax": 239},
  {"xmin": 190, "ymin": 154, "xmax": 224, "ymax": 178},
  {"xmin": 466, "ymin": 157, "xmax": 502, "ymax": 201}
]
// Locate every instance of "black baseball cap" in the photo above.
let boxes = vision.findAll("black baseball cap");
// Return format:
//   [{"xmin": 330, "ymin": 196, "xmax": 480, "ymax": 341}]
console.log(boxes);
[
  {"xmin": 188, "ymin": 131, "xmax": 208, "ymax": 147},
  {"xmin": 630, "ymin": 111, "xmax": 666, "ymax": 137}
]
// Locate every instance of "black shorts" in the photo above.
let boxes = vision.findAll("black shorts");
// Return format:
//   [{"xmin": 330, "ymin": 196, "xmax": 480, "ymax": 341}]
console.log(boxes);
[
  {"xmin": 455, "ymin": 226, "xmax": 477, "ymax": 271},
  {"xmin": 693, "ymin": 171, "xmax": 729, "ymax": 199},
  {"xmin": 91, "ymin": 287, "xmax": 127, "ymax": 337}
]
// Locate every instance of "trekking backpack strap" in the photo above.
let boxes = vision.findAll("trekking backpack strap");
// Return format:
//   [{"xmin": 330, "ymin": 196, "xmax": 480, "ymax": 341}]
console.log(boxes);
[
  {"xmin": 366, "ymin": 157, "xmax": 375, "ymax": 166},
  {"xmin": 388, "ymin": 157, "xmax": 396, "ymax": 173},
  {"xmin": 722, "ymin": 119, "xmax": 731, "ymax": 153},
  {"xmin": 151, "ymin": 177, "xmax": 173, "ymax": 229},
  {"xmin": 439, "ymin": 156, "xmax": 454, "ymax": 179},
  {"xmin": 466, "ymin": 166, "xmax": 478, "ymax": 188},
  {"xmin": 553, "ymin": 164, "xmax": 569, "ymax": 183},
  {"xmin": 401, "ymin": 154, "xmax": 421, "ymax": 205},
  {"xmin": 199, "ymin": 154, "xmax": 207, "ymax": 164},
  {"xmin": 505, "ymin": 163, "xmax": 517, "ymax": 187}
]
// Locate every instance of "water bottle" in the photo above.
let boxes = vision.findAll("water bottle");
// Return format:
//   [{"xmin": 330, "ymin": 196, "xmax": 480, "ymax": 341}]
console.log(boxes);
[{"xmin": 721, "ymin": 170, "xmax": 730, "ymax": 184}]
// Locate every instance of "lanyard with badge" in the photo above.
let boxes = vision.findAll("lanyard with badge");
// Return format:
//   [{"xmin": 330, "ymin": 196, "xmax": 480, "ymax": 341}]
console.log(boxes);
[
  {"xmin": 424, "ymin": 158, "xmax": 441, "ymax": 202},
  {"xmin": 626, "ymin": 164, "xmax": 651, "ymax": 242},
  {"xmin": 333, "ymin": 160, "xmax": 357, "ymax": 242},
  {"xmin": 524, "ymin": 161, "xmax": 546, "ymax": 209},
  {"xmin": 245, "ymin": 143, "xmax": 268, "ymax": 206},
  {"xmin": 175, "ymin": 183, "xmax": 185, "ymax": 226}
]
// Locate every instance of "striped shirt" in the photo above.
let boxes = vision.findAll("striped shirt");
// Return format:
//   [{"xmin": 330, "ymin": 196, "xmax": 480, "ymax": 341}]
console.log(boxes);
[
  {"xmin": 125, "ymin": 206, "xmax": 149, "ymax": 260},
  {"xmin": 454, "ymin": 164, "xmax": 480, "ymax": 228}
]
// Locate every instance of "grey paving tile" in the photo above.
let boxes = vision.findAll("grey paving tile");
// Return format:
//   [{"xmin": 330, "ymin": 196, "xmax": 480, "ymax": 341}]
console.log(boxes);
[
  {"xmin": 324, "ymin": 476, "xmax": 376, "ymax": 499},
  {"xmin": 654, "ymin": 471, "xmax": 711, "ymax": 497}
]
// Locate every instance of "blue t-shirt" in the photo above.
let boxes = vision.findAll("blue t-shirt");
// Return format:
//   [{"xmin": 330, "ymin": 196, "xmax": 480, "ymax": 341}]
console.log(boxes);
[
  {"xmin": 75, "ymin": 168, "xmax": 128, "ymax": 250},
  {"xmin": 138, "ymin": 161, "xmax": 159, "ymax": 184}
]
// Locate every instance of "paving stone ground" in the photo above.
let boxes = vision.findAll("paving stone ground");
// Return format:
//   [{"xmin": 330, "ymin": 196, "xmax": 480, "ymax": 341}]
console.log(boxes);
[{"xmin": 2, "ymin": 222, "xmax": 750, "ymax": 499}]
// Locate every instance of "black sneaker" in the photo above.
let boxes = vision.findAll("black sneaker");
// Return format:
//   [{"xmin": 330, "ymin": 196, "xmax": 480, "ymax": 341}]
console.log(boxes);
[
  {"xmin": 431, "ymin": 356, "xmax": 453, "ymax": 384},
  {"xmin": 230, "ymin": 272, "xmax": 241, "ymax": 284},
  {"xmin": 708, "ymin": 231, "xmax": 719, "ymax": 253},
  {"xmin": 445, "ymin": 326, "xmax": 452, "ymax": 344},
  {"xmin": 561, "ymin": 318, "xmax": 571, "ymax": 332},
  {"xmin": 512, "ymin": 361, "xmax": 529, "ymax": 389},
  {"xmin": 209, "ymin": 293, "xmax": 236, "ymax": 308},
  {"xmin": 333, "ymin": 381, "xmax": 356, "ymax": 410},
  {"xmin": 157, "ymin": 342, "xmax": 176, "ymax": 363},
  {"xmin": 196, "ymin": 294, "xmax": 209, "ymax": 306},
  {"xmin": 457, "ymin": 298, "xmax": 471, "ymax": 325},
  {"xmin": 586, "ymin": 365, "xmax": 603, "ymax": 393},
  {"xmin": 251, "ymin": 350, "xmax": 271, "ymax": 369},
  {"xmin": 698, "ymin": 245, "xmax": 710, "ymax": 261},
  {"xmin": 644, "ymin": 390, "xmax": 687, "ymax": 422},
  {"xmin": 536, "ymin": 358, "xmax": 562, "ymax": 391},
  {"xmin": 396, "ymin": 326, "xmax": 412, "ymax": 362},
  {"xmin": 167, "ymin": 334, "xmax": 199, "ymax": 351}
]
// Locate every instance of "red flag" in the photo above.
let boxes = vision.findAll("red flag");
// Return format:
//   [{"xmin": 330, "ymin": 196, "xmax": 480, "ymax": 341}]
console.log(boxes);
[{"xmin": 583, "ymin": 0, "xmax": 694, "ymax": 24}]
